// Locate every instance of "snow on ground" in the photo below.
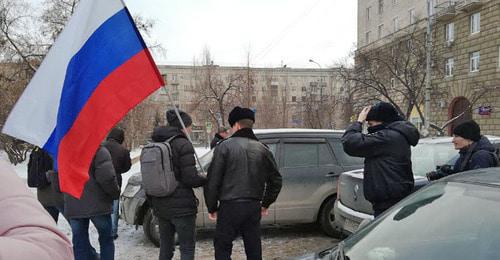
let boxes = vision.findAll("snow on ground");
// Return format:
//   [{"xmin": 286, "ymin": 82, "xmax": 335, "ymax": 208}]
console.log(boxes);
[{"xmin": 2, "ymin": 147, "xmax": 338, "ymax": 259}]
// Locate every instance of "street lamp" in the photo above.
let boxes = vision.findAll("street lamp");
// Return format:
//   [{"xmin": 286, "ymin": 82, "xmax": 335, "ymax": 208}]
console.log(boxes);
[{"xmin": 309, "ymin": 59, "xmax": 326, "ymax": 128}]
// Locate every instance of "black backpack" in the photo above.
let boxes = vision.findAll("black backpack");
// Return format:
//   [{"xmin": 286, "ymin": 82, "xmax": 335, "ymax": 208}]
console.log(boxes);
[{"xmin": 27, "ymin": 147, "xmax": 54, "ymax": 188}]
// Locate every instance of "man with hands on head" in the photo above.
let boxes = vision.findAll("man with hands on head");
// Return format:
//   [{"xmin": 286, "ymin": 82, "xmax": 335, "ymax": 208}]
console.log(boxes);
[
  {"xmin": 342, "ymin": 102, "xmax": 420, "ymax": 217},
  {"xmin": 204, "ymin": 106, "xmax": 282, "ymax": 260}
]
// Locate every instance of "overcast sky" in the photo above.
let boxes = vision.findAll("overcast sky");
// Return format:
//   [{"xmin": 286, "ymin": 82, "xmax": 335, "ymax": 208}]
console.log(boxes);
[{"xmin": 33, "ymin": 0, "xmax": 358, "ymax": 68}]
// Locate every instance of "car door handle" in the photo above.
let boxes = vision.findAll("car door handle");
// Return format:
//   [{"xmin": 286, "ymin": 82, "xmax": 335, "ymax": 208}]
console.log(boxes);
[{"xmin": 325, "ymin": 172, "xmax": 339, "ymax": 177}]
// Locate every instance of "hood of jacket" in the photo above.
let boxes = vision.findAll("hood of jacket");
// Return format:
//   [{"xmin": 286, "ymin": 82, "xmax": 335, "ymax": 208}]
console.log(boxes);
[
  {"xmin": 386, "ymin": 121, "xmax": 420, "ymax": 146},
  {"xmin": 152, "ymin": 126, "xmax": 184, "ymax": 142}
]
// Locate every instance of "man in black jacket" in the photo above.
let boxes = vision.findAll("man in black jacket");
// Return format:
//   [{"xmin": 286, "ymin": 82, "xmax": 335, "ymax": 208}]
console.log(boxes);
[
  {"xmin": 210, "ymin": 127, "xmax": 230, "ymax": 149},
  {"xmin": 65, "ymin": 146, "xmax": 120, "ymax": 260},
  {"xmin": 342, "ymin": 102, "xmax": 420, "ymax": 217},
  {"xmin": 103, "ymin": 127, "xmax": 132, "ymax": 239},
  {"xmin": 151, "ymin": 110, "xmax": 206, "ymax": 260},
  {"xmin": 204, "ymin": 106, "xmax": 282, "ymax": 260}
]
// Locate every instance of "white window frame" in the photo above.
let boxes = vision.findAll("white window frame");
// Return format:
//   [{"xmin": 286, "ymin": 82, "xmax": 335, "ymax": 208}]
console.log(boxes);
[
  {"xmin": 470, "ymin": 51, "xmax": 480, "ymax": 72},
  {"xmin": 445, "ymin": 58, "xmax": 454, "ymax": 77},
  {"xmin": 445, "ymin": 23, "xmax": 454, "ymax": 42},
  {"xmin": 470, "ymin": 12, "xmax": 480, "ymax": 34},
  {"xmin": 409, "ymin": 8, "xmax": 416, "ymax": 24},
  {"xmin": 378, "ymin": 24, "xmax": 384, "ymax": 39},
  {"xmin": 366, "ymin": 31, "xmax": 371, "ymax": 44},
  {"xmin": 378, "ymin": 0, "xmax": 384, "ymax": 14},
  {"xmin": 367, "ymin": 7, "xmax": 371, "ymax": 21},
  {"xmin": 393, "ymin": 17, "xmax": 399, "ymax": 32}
]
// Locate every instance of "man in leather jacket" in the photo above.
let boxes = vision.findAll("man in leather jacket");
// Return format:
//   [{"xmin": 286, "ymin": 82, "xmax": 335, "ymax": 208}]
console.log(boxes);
[{"xmin": 204, "ymin": 106, "xmax": 282, "ymax": 260}]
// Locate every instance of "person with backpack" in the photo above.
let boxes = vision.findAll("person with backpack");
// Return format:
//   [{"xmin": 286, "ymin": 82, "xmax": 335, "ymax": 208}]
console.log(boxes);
[
  {"xmin": 27, "ymin": 147, "xmax": 64, "ymax": 222},
  {"xmin": 64, "ymin": 146, "xmax": 120, "ymax": 260},
  {"xmin": 427, "ymin": 120, "xmax": 499, "ymax": 181},
  {"xmin": 103, "ymin": 127, "xmax": 132, "ymax": 239},
  {"xmin": 147, "ymin": 109, "xmax": 206, "ymax": 260}
]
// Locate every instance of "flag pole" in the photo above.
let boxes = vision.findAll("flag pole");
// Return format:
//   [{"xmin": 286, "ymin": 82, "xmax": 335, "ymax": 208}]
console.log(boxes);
[{"xmin": 162, "ymin": 85, "xmax": 206, "ymax": 176}]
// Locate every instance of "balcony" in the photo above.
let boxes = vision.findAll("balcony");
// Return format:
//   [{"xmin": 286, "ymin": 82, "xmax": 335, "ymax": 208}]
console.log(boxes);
[
  {"xmin": 435, "ymin": 1, "xmax": 457, "ymax": 22},
  {"xmin": 457, "ymin": 0, "xmax": 484, "ymax": 12}
]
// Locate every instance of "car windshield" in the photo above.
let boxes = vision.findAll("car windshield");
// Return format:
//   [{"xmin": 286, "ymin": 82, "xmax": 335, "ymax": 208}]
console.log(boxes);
[
  {"xmin": 341, "ymin": 180, "xmax": 500, "ymax": 260},
  {"xmin": 411, "ymin": 143, "xmax": 457, "ymax": 176}
]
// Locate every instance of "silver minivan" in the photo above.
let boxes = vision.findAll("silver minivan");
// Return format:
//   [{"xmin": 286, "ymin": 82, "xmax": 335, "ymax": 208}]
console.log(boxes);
[{"xmin": 120, "ymin": 129, "xmax": 364, "ymax": 246}]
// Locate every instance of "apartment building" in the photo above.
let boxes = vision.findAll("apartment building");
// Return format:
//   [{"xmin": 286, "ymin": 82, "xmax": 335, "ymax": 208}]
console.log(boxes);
[{"xmin": 355, "ymin": 0, "xmax": 500, "ymax": 135}]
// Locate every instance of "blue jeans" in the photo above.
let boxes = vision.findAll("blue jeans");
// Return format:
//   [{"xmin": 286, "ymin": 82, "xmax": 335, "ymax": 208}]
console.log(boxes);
[
  {"xmin": 111, "ymin": 200, "xmax": 119, "ymax": 237},
  {"xmin": 70, "ymin": 214, "xmax": 114, "ymax": 260},
  {"xmin": 159, "ymin": 215, "xmax": 196, "ymax": 260}
]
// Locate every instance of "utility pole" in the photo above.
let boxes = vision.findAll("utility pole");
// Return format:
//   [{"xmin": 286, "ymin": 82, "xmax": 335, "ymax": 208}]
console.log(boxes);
[{"xmin": 423, "ymin": 0, "xmax": 434, "ymax": 137}]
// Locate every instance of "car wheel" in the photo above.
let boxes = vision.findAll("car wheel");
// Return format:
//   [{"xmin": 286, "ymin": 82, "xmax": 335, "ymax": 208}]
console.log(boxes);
[
  {"xmin": 319, "ymin": 197, "xmax": 342, "ymax": 238},
  {"xmin": 143, "ymin": 208, "xmax": 160, "ymax": 247}
]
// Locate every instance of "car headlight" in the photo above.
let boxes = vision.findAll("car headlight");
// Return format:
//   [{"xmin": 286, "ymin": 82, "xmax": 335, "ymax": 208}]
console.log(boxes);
[{"xmin": 122, "ymin": 184, "xmax": 141, "ymax": 197}]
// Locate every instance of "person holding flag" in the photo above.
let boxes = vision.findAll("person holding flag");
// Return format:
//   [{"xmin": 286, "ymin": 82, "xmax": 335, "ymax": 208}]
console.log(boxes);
[{"xmin": 2, "ymin": 0, "xmax": 165, "ymax": 259}]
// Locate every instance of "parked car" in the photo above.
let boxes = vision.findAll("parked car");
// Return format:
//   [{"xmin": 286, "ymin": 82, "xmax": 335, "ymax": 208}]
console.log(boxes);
[
  {"xmin": 295, "ymin": 167, "xmax": 500, "ymax": 260},
  {"xmin": 333, "ymin": 135, "xmax": 500, "ymax": 236},
  {"xmin": 120, "ymin": 129, "xmax": 364, "ymax": 246}
]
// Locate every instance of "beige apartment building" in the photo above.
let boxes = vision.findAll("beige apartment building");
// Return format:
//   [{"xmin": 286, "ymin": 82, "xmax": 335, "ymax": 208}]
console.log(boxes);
[
  {"xmin": 150, "ymin": 65, "xmax": 348, "ymax": 144},
  {"xmin": 356, "ymin": 0, "xmax": 500, "ymax": 135}
]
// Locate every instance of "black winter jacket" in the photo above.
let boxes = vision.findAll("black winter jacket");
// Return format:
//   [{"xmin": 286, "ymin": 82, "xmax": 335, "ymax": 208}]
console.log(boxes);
[
  {"xmin": 64, "ymin": 146, "xmax": 120, "ymax": 218},
  {"xmin": 454, "ymin": 136, "xmax": 498, "ymax": 172},
  {"xmin": 210, "ymin": 133, "xmax": 224, "ymax": 149},
  {"xmin": 103, "ymin": 135, "xmax": 131, "ymax": 187},
  {"xmin": 204, "ymin": 128, "xmax": 282, "ymax": 213},
  {"xmin": 342, "ymin": 121, "xmax": 420, "ymax": 204},
  {"xmin": 150, "ymin": 126, "xmax": 207, "ymax": 220}
]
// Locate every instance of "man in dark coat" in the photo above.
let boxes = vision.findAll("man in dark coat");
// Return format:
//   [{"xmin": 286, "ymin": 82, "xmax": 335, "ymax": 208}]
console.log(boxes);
[
  {"xmin": 204, "ymin": 106, "xmax": 282, "ymax": 260},
  {"xmin": 210, "ymin": 127, "xmax": 230, "ymax": 149},
  {"xmin": 103, "ymin": 127, "xmax": 132, "ymax": 239},
  {"xmin": 65, "ymin": 146, "xmax": 120, "ymax": 260},
  {"xmin": 151, "ymin": 109, "xmax": 206, "ymax": 260},
  {"xmin": 427, "ymin": 120, "xmax": 498, "ymax": 180},
  {"xmin": 342, "ymin": 102, "xmax": 420, "ymax": 217}
]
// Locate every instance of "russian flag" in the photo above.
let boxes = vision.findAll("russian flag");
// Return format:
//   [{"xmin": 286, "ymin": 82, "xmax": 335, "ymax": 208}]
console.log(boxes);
[{"xmin": 2, "ymin": 0, "xmax": 164, "ymax": 198}]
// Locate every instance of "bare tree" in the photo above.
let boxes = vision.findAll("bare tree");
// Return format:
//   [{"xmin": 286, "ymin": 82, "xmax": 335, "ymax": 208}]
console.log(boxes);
[
  {"xmin": 339, "ymin": 28, "xmax": 432, "ymax": 125},
  {"xmin": 192, "ymin": 47, "xmax": 244, "ymax": 129}
]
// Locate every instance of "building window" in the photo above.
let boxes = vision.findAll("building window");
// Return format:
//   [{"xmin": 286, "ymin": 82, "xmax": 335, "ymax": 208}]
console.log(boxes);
[
  {"xmin": 378, "ymin": 24, "xmax": 384, "ymax": 39},
  {"xmin": 172, "ymin": 74, "xmax": 177, "ymax": 81},
  {"xmin": 292, "ymin": 96, "xmax": 297, "ymax": 102},
  {"xmin": 252, "ymin": 96, "xmax": 256, "ymax": 102},
  {"xmin": 470, "ymin": 12, "xmax": 480, "ymax": 34},
  {"xmin": 445, "ymin": 58, "xmax": 454, "ymax": 77},
  {"xmin": 378, "ymin": 0, "xmax": 384, "ymax": 14},
  {"xmin": 445, "ymin": 23, "xmax": 454, "ymax": 42},
  {"xmin": 390, "ymin": 78, "xmax": 396, "ymax": 88},
  {"xmin": 409, "ymin": 8, "xmax": 416, "ymax": 24},
  {"xmin": 392, "ymin": 0, "xmax": 397, "ymax": 5},
  {"xmin": 498, "ymin": 46, "xmax": 500, "ymax": 68},
  {"xmin": 366, "ymin": 7, "xmax": 371, "ymax": 21},
  {"xmin": 393, "ymin": 17, "xmax": 399, "ymax": 32},
  {"xmin": 470, "ymin": 51, "xmax": 480, "ymax": 72},
  {"xmin": 365, "ymin": 31, "xmax": 371, "ymax": 44}
]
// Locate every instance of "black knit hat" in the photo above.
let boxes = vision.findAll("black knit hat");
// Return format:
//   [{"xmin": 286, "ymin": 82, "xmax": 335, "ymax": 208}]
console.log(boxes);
[
  {"xmin": 366, "ymin": 101, "xmax": 403, "ymax": 123},
  {"xmin": 166, "ymin": 109, "xmax": 192, "ymax": 128},
  {"xmin": 453, "ymin": 120, "xmax": 481, "ymax": 142},
  {"xmin": 107, "ymin": 127, "xmax": 124, "ymax": 144},
  {"xmin": 228, "ymin": 106, "xmax": 255, "ymax": 127}
]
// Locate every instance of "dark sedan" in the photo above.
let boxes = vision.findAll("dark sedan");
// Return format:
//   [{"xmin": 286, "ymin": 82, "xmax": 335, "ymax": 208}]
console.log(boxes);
[{"xmin": 295, "ymin": 167, "xmax": 500, "ymax": 260}]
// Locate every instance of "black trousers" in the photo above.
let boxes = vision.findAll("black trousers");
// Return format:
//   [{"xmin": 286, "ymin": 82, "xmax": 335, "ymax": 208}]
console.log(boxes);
[
  {"xmin": 214, "ymin": 200, "xmax": 262, "ymax": 260},
  {"xmin": 158, "ymin": 215, "xmax": 196, "ymax": 260},
  {"xmin": 372, "ymin": 198, "xmax": 403, "ymax": 217}
]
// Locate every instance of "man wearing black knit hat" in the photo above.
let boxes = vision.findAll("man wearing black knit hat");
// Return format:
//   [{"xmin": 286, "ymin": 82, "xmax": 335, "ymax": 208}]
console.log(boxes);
[
  {"xmin": 342, "ymin": 102, "xmax": 420, "ymax": 217},
  {"xmin": 151, "ymin": 109, "xmax": 206, "ymax": 260},
  {"xmin": 204, "ymin": 106, "xmax": 282, "ymax": 260},
  {"xmin": 427, "ymin": 120, "xmax": 498, "ymax": 180}
]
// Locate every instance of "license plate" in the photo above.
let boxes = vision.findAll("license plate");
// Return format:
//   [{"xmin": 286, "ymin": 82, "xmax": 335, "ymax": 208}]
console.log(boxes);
[{"xmin": 344, "ymin": 218, "xmax": 360, "ymax": 233}]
